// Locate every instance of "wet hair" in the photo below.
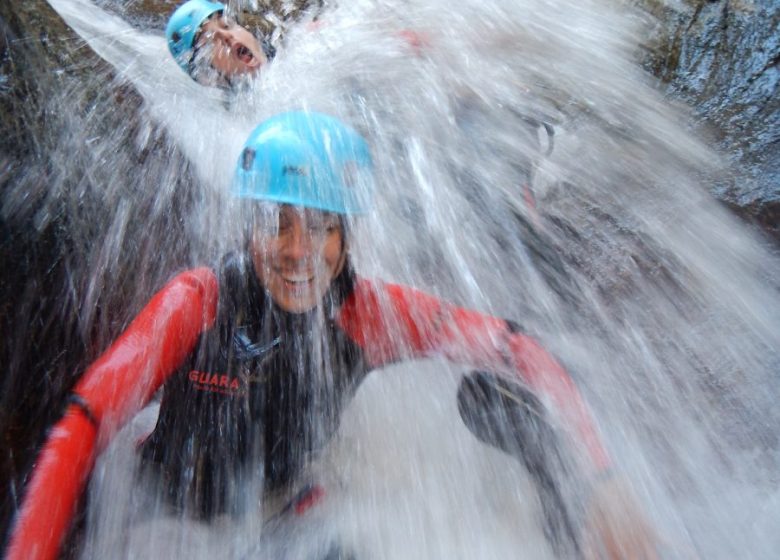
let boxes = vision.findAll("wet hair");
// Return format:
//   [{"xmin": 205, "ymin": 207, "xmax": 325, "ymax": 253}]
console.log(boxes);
[{"xmin": 262, "ymin": 38, "xmax": 276, "ymax": 61}]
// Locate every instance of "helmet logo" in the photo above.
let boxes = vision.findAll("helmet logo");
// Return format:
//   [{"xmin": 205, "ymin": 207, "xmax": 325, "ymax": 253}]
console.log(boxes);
[
  {"xmin": 241, "ymin": 148, "xmax": 256, "ymax": 170},
  {"xmin": 282, "ymin": 165, "xmax": 307, "ymax": 176}
]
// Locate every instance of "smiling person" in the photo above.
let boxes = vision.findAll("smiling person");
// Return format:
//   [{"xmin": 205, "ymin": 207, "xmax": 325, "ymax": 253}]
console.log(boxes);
[
  {"xmin": 7, "ymin": 112, "xmax": 659, "ymax": 560},
  {"xmin": 166, "ymin": 0, "xmax": 273, "ymax": 87}
]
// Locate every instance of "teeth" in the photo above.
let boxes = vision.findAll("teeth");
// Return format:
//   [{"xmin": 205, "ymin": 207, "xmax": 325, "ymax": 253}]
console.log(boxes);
[{"xmin": 281, "ymin": 273, "xmax": 313, "ymax": 283}]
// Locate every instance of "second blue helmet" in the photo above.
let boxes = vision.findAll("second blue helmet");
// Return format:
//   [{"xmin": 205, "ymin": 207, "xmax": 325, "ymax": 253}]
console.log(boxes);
[{"xmin": 166, "ymin": 0, "xmax": 225, "ymax": 72}]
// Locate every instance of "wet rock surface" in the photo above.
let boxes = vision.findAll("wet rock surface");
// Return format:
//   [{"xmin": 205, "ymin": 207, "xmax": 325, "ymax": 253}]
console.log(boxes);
[
  {"xmin": 641, "ymin": 0, "xmax": 779, "ymax": 240},
  {"xmin": 0, "ymin": 0, "xmax": 197, "ymax": 543}
]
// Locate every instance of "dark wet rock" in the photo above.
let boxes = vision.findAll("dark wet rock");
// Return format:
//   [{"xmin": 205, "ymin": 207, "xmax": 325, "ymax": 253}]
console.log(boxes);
[
  {"xmin": 0, "ymin": 0, "xmax": 198, "ymax": 543},
  {"xmin": 641, "ymin": 0, "xmax": 780, "ymax": 240}
]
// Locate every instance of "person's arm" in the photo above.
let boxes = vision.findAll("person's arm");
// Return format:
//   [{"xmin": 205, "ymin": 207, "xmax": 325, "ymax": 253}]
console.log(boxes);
[
  {"xmin": 338, "ymin": 277, "xmax": 659, "ymax": 559},
  {"xmin": 338, "ymin": 277, "xmax": 609, "ymax": 471},
  {"xmin": 5, "ymin": 268, "xmax": 219, "ymax": 560}
]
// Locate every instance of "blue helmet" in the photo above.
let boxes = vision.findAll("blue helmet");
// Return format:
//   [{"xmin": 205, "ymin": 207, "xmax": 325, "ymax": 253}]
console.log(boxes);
[
  {"xmin": 234, "ymin": 112, "xmax": 374, "ymax": 215},
  {"xmin": 166, "ymin": 0, "xmax": 225, "ymax": 72}
]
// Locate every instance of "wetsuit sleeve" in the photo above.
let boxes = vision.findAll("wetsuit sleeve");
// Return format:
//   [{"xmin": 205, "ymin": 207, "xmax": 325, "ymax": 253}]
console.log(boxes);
[
  {"xmin": 337, "ymin": 277, "xmax": 610, "ymax": 472},
  {"xmin": 5, "ymin": 268, "xmax": 219, "ymax": 560}
]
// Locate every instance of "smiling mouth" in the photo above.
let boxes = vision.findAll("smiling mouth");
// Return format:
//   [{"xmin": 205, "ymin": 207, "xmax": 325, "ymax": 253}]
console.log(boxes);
[{"xmin": 279, "ymin": 272, "xmax": 315, "ymax": 286}]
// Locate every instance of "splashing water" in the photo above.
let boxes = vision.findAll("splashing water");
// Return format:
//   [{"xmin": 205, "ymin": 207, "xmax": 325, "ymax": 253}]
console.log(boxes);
[{"xmin": 22, "ymin": 0, "xmax": 780, "ymax": 558}]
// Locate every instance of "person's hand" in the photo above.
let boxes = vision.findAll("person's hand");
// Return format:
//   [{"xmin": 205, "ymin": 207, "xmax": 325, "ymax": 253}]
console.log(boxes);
[{"xmin": 582, "ymin": 475, "xmax": 660, "ymax": 560}]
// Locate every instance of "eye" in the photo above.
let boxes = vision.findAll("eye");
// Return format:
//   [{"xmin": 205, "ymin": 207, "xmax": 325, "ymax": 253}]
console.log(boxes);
[
  {"xmin": 275, "ymin": 213, "xmax": 296, "ymax": 235},
  {"xmin": 307, "ymin": 216, "xmax": 340, "ymax": 236},
  {"xmin": 306, "ymin": 223, "xmax": 327, "ymax": 236}
]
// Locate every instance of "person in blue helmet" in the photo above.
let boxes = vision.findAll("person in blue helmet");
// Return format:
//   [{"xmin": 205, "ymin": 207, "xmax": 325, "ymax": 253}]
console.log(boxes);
[
  {"xmin": 166, "ymin": 0, "xmax": 274, "ymax": 86},
  {"xmin": 144, "ymin": 111, "xmax": 658, "ymax": 558},
  {"xmin": 7, "ymin": 112, "xmax": 659, "ymax": 559}
]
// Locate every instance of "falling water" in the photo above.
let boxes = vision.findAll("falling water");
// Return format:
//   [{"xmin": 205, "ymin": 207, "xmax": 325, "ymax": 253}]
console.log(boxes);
[{"xmin": 9, "ymin": 0, "xmax": 780, "ymax": 558}]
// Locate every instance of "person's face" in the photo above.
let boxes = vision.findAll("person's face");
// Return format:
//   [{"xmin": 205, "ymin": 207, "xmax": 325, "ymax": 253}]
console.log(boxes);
[
  {"xmin": 250, "ymin": 205, "xmax": 346, "ymax": 314},
  {"xmin": 196, "ymin": 15, "xmax": 266, "ymax": 78}
]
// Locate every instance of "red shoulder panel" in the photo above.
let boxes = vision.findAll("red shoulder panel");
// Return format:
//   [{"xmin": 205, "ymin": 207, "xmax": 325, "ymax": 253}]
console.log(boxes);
[
  {"xmin": 335, "ymin": 277, "xmax": 442, "ymax": 366},
  {"xmin": 336, "ymin": 277, "xmax": 508, "ymax": 368}
]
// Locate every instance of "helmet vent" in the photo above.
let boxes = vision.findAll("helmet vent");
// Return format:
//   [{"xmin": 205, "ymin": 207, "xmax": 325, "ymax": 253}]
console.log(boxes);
[
  {"xmin": 171, "ymin": 32, "xmax": 181, "ymax": 43},
  {"xmin": 241, "ymin": 148, "xmax": 256, "ymax": 170}
]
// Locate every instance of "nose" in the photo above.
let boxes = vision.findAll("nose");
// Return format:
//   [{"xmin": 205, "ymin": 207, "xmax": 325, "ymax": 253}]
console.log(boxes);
[
  {"xmin": 281, "ymin": 222, "xmax": 314, "ymax": 262},
  {"xmin": 212, "ymin": 27, "xmax": 234, "ymax": 48}
]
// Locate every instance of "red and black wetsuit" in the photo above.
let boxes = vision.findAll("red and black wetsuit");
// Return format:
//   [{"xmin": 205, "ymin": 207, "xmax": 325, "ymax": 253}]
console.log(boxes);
[
  {"xmin": 7, "ymin": 252, "xmax": 611, "ymax": 560},
  {"xmin": 140, "ymin": 253, "xmax": 609, "ymax": 552}
]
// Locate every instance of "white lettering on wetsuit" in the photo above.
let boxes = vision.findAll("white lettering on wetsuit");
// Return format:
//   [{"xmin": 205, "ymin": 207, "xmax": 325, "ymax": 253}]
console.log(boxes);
[{"xmin": 188, "ymin": 370, "xmax": 244, "ymax": 396}]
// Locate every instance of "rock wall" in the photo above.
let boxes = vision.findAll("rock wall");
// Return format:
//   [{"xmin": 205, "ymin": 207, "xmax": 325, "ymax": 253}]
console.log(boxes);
[
  {"xmin": 0, "ymin": 0, "xmax": 197, "ymax": 546},
  {"xmin": 641, "ymin": 0, "xmax": 779, "ymax": 239}
]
